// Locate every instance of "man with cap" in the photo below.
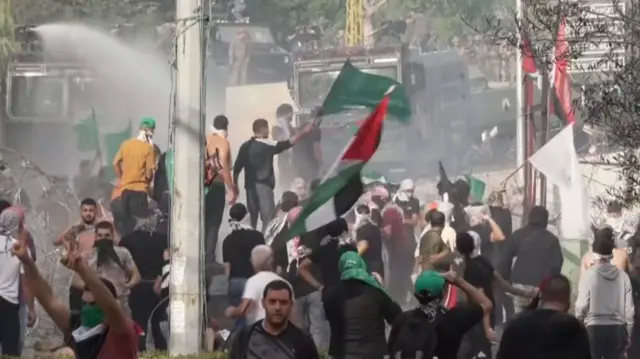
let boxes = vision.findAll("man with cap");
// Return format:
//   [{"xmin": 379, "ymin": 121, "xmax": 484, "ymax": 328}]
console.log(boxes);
[
  {"xmin": 388, "ymin": 269, "xmax": 493, "ymax": 359},
  {"xmin": 112, "ymin": 117, "xmax": 157, "ymax": 236}
]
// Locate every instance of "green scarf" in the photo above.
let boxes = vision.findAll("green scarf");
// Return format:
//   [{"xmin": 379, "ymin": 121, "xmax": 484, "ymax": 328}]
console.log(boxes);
[
  {"xmin": 80, "ymin": 304, "xmax": 105, "ymax": 328},
  {"xmin": 339, "ymin": 252, "xmax": 389, "ymax": 299}
]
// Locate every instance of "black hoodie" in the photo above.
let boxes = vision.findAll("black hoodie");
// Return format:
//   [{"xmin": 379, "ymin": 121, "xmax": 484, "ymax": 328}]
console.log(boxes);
[{"xmin": 500, "ymin": 206, "xmax": 564, "ymax": 286}]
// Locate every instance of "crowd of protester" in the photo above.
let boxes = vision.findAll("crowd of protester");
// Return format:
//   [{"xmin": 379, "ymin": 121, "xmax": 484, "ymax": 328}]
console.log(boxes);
[{"xmin": 1, "ymin": 108, "xmax": 640, "ymax": 359}]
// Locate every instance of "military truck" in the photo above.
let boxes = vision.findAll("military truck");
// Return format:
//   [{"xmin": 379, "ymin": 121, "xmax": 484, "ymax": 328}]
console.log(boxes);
[
  {"xmin": 6, "ymin": 25, "xmax": 98, "ymax": 123},
  {"xmin": 292, "ymin": 46, "xmax": 472, "ymax": 180}
]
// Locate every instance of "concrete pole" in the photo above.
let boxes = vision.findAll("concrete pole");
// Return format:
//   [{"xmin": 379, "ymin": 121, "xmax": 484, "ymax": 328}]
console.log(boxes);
[
  {"xmin": 169, "ymin": 0, "xmax": 204, "ymax": 354},
  {"xmin": 515, "ymin": 0, "xmax": 525, "ymax": 186}
]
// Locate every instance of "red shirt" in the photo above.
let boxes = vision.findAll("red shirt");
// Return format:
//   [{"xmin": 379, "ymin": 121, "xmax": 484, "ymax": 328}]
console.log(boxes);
[
  {"xmin": 98, "ymin": 319, "xmax": 139, "ymax": 359},
  {"xmin": 382, "ymin": 206, "xmax": 406, "ymax": 245}
]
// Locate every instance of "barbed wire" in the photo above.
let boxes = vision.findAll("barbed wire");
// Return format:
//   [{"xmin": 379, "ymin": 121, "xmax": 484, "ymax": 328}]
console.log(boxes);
[{"xmin": 0, "ymin": 147, "xmax": 81, "ymax": 349}]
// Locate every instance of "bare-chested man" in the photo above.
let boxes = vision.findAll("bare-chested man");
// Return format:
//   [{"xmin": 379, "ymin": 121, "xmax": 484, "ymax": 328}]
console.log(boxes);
[{"xmin": 54, "ymin": 198, "xmax": 114, "ymax": 312}]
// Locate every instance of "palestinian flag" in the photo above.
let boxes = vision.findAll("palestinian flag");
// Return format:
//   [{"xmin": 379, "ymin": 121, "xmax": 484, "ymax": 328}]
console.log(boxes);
[{"xmin": 288, "ymin": 95, "xmax": 390, "ymax": 238}]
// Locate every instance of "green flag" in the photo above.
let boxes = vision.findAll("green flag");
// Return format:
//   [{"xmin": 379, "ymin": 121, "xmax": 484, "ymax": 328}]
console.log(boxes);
[
  {"xmin": 466, "ymin": 175, "xmax": 486, "ymax": 203},
  {"xmin": 73, "ymin": 109, "xmax": 100, "ymax": 152},
  {"xmin": 322, "ymin": 60, "xmax": 411, "ymax": 122},
  {"xmin": 103, "ymin": 122, "xmax": 133, "ymax": 182}
]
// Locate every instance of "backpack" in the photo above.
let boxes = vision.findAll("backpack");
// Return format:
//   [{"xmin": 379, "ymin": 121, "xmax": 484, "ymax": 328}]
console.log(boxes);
[
  {"xmin": 204, "ymin": 147, "xmax": 223, "ymax": 186},
  {"xmin": 389, "ymin": 309, "xmax": 439, "ymax": 359}
]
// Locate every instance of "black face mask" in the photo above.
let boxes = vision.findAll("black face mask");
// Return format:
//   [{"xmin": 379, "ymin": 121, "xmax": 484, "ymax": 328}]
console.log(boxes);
[{"xmin": 94, "ymin": 238, "xmax": 121, "ymax": 269}]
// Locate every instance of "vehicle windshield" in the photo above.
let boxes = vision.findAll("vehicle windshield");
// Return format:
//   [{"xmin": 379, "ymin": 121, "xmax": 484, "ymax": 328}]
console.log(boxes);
[
  {"xmin": 9, "ymin": 75, "xmax": 65, "ymax": 119},
  {"xmin": 297, "ymin": 66, "xmax": 398, "ymax": 109},
  {"xmin": 69, "ymin": 76, "xmax": 99, "ymax": 117},
  {"xmin": 216, "ymin": 26, "xmax": 274, "ymax": 44}
]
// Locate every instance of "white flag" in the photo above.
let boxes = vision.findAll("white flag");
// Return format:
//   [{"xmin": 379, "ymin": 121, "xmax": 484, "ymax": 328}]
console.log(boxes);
[{"xmin": 528, "ymin": 124, "xmax": 591, "ymax": 239}]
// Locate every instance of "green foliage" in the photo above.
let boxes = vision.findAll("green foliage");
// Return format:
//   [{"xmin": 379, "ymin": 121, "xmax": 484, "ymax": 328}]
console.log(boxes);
[
  {"xmin": 0, "ymin": 0, "xmax": 16, "ymax": 85},
  {"xmin": 246, "ymin": 0, "xmax": 345, "ymax": 41},
  {"xmin": 13, "ymin": 0, "xmax": 164, "ymax": 25}
]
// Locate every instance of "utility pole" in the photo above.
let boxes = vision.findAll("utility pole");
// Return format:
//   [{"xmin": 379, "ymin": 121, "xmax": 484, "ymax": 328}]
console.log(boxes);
[
  {"xmin": 515, "ymin": 0, "xmax": 525, "ymax": 188},
  {"xmin": 169, "ymin": 0, "xmax": 204, "ymax": 354}
]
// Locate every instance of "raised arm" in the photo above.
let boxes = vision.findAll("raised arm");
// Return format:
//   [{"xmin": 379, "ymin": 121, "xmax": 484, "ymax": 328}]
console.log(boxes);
[
  {"xmin": 12, "ymin": 240, "xmax": 71, "ymax": 335},
  {"xmin": 76, "ymin": 260, "xmax": 131, "ymax": 333}
]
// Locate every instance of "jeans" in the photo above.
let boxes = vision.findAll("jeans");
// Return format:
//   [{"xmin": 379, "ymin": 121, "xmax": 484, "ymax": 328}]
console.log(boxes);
[
  {"xmin": 205, "ymin": 184, "xmax": 226, "ymax": 266},
  {"xmin": 587, "ymin": 325, "xmax": 628, "ymax": 359},
  {"xmin": 246, "ymin": 183, "xmax": 276, "ymax": 232},
  {"xmin": 0, "ymin": 296, "xmax": 21, "ymax": 356},
  {"xmin": 129, "ymin": 282, "xmax": 167, "ymax": 351},
  {"xmin": 228, "ymin": 277, "xmax": 247, "ymax": 329},
  {"xmin": 293, "ymin": 290, "xmax": 329, "ymax": 351}
]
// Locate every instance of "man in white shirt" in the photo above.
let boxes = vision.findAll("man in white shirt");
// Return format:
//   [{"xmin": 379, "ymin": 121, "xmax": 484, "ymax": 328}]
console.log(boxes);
[
  {"xmin": 225, "ymin": 245, "xmax": 292, "ymax": 325},
  {"xmin": 0, "ymin": 208, "xmax": 32, "ymax": 356}
]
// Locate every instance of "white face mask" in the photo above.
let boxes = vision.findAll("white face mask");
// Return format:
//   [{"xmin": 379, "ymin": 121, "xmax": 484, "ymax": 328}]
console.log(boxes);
[
  {"xmin": 211, "ymin": 127, "xmax": 228, "ymax": 138},
  {"xmin": 137, "ymin": 130, "xmax": 154, "ymax": 144}
]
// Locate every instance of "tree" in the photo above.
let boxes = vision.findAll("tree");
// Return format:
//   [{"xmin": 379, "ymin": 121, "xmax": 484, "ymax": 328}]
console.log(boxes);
[
  {"xmin": 466, "ymin": 0, "xmax": 640, "ymax": 206},
  {"xmin": 13, "ymin": 0, "xmax": 164, "ymax": 25}
]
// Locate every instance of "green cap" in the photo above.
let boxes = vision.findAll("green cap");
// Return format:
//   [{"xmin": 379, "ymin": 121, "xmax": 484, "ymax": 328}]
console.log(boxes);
[
  {"xmin": 414, "ymin": 270, "xmax": 446, "ymax": 295},
  {"xmin": 139, "ymin": 117, "xmax": 156, "ymax": 129}
]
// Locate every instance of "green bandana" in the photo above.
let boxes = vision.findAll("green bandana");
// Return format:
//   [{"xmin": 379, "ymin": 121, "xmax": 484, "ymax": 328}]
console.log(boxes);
[
  {"xmin": 339, "ymin": 251, "xmax": 389, "ymax": 298},
  {"xmin": 80, "ymin": 303, "xmax": 105, "ymax": 328}
]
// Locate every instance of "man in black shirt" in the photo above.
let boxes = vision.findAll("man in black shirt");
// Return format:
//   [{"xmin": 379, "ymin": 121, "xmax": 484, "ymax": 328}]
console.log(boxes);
[
  {"xmin": 323, "ymin": 251, "xmax": 401, "ymax": 359},
  {"xmin": 394, "ymin": 178, "xmax": 421, "ymax": 233},
  {"xmin": 500, "ymin": 206, "xmax": 563, "ymax": 314},
  {"xmin": 229, "ymin": 280, "xmax": 319, "ymax": 359},
  {"xmin": 388, "ymin": 270, "xmax": 493, "ymax": 359},
  {"xmin": 222, "ymin": 203, "xmax": 265, "ymax": 329},
  {"xmin": 354, "ymin": 205, "xmax": 385, "ymax": 278},
  {"xmin": 299, "ymin": 218, "xmax": 354, "ymax": 291},
  {"xmin": 272, "ymin": 206, "xmax": 328, "ymax": 351},
  {"xmin": 497, "ymin": 274, "xmax": 590, "ymax": 359},
  {"xmin": 487, "ymin": 190, "xmax": 515, "ymax": 325},
  {"xmin": 119, "ymin": 226, "xmax": 168, "ymax": 351},
  {"xmin": 234, "ymin": 118, "xmax": 315, "ymax": 231}
]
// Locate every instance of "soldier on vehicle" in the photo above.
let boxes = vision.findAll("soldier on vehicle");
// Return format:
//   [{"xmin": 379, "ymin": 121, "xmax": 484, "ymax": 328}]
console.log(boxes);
[{"xmin": 229, "ymin": 29, "xmax": 250, "ymax": 86}]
